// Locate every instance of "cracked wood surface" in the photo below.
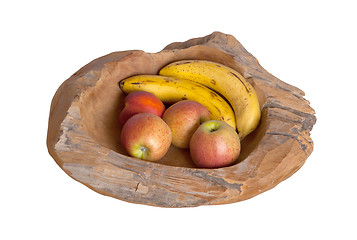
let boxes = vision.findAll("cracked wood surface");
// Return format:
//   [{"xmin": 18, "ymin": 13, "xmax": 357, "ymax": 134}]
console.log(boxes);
[{"xmin": 47, "ymin": 32, "xmax": 316, "ymax": 207}]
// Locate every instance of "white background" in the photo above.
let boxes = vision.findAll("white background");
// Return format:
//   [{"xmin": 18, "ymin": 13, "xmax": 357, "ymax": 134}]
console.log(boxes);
[{"xmin": 1, "ymin": 0, "xmax": 356, "ymax": 239}]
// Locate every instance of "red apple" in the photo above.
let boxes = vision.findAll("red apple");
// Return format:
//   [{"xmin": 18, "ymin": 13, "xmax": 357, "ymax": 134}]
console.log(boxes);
[
  {"xmin": 162, "ymin": 100, "xmax": 210, "ymax": 149},
  {"xmin": 119, "ymin": 91, "xmax": 165, "ymax": 126},
  {"xmin": 121, "ymin": 113, "xmax": 172, "ymax": 161},
  {"xmin": 189, "ymin": 120, "xmax": 240, "ymax": 168}
]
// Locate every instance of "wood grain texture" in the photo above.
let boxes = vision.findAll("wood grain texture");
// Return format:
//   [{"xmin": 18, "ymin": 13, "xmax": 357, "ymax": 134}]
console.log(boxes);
[{"xmin": 47, "ymin": 32, "xmax": 316, "ymax": 207}]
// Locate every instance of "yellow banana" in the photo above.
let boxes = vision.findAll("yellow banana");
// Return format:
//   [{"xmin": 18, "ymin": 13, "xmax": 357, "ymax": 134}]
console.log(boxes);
[
  {"xmin": 159, "ymin": 60, "xmax": 261, "ymax": 139},
  {"xmin": 119, "ymin": 75, "xmax": 236, "ymax": 129}
]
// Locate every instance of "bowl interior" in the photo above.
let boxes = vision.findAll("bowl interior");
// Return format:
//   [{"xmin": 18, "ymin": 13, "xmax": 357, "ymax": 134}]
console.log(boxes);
[{"xmin": 79, "ymin": 49, "xmax": 267, "ymax": 168}]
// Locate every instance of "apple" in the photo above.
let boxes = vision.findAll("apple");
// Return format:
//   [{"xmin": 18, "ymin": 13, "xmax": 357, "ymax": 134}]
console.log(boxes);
[
  {"xmin": 119, "ymin": 91, "xmax": 166, "ymax": 126},
  {"xmin": 189, "ymin": 120, "xmax": 240, "ymax": 168},
  {"xmin": 162, "ymin": 100, "xmax": 210, "ymax": 149},
  {"xmin": 121, "ymin": 113, "xmax": 172, "ymax": 161}
]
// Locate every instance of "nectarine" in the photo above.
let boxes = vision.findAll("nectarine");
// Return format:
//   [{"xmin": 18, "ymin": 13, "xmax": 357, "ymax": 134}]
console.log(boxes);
[{"xmin": 119, "ymin": 91, "xmax": 165, "ymax": 125}]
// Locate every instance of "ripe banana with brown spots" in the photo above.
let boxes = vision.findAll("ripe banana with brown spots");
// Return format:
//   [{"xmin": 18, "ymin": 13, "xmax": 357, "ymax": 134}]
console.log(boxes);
[
  {"xmin": 159, "ymin": 60, "xmax": 261, "ymax": 139},
  {"xmin": 119, "ymin": 75, "xmax": 236, "ymax": 129}
]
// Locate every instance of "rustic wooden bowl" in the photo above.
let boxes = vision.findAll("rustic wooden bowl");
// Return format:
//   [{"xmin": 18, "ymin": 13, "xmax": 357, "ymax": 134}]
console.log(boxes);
[{"xmin": 47, "ymin": 32, "xmax": 316, "ymax": 207}]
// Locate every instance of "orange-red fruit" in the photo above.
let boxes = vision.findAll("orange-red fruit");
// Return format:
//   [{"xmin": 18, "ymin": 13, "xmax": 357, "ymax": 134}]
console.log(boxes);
[
  {"xmin": 119, "ymin": 91, "xmax": 166, "ymax": 126},
  {"xmin": 163, "ymin": 100, "xmax": 210, "ymax": 149},
  {"xmin": 121, "ymin": 113, "xmax": 172, "ymax": 162}
]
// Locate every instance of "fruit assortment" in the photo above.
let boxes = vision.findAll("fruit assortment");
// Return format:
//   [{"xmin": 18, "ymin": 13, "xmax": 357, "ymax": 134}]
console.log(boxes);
[{"xmin": 118, "ymin": 60, "xmax": 261, "ymax": 168}]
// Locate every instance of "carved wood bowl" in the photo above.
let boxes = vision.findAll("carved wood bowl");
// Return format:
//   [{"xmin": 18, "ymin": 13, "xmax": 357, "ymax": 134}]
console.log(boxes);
[{"xmin": 47, "ymin": 32, "xmax": 316, "ymax": 207}]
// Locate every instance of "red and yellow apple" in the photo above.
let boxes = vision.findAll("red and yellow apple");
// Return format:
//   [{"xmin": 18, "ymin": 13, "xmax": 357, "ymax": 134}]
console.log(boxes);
[
  {"xmin": 189, "ymin": 120, "xmax": 241, "ymax": 168},
  {"xmin": 121, "ymin": 113, "xmax": 172, "ymax": 161},
  {"xmin": 119, "ymin": 91, "xmax": 166, "ymax": 126},
  {"xmin": 162, "ymin": 100, "xmax": 210, "ymax": 149}
]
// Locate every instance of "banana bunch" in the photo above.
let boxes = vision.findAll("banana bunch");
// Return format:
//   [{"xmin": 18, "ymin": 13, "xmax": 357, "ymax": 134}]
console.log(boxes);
[
  {"xmin": 159, "ymin": 60, "xmax": 261, "ymax": 139},
  {"xmin": 119, "ymin": 75, "xmax": 236, "ymax": 129},
  {"xmin": 119, "ymin": 60, "xmax": 261, "ymax": 139}
]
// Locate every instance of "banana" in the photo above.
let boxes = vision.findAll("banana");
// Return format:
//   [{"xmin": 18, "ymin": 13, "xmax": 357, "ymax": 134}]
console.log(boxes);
[
  {"xmin": 119, "ymin": 75, "xmax": 236, "ymax": 129},
  {"xmin": 159, "ymin": 60, "xmax": 261, "ymax": 139}
]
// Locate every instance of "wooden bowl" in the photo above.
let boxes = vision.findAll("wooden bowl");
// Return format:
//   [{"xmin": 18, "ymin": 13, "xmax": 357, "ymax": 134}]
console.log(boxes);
[{"xmin": 47, "ymin": 32, "xmax": 316, "ymax": 207}]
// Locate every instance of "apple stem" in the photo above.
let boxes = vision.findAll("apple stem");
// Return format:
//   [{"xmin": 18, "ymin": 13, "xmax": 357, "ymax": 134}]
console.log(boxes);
[
  {"xmin": 200, "ymin": 117, "xmax": 208, "ymax": 124},
  {"xmin": 204, "ymin": 121, "xmax": 219, "ymax": 132}
]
